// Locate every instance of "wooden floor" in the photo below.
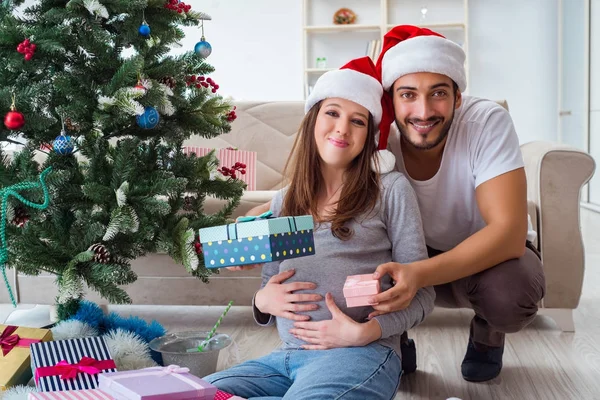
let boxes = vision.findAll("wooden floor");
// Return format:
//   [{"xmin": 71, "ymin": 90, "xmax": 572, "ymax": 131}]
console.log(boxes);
[
  {"xmin": 2, "ymin": 209, "xmax": 599, "ymax": 399},
  {"xmin": 99, "ymin": 208, "xmax": 600, "ymax": 400}
]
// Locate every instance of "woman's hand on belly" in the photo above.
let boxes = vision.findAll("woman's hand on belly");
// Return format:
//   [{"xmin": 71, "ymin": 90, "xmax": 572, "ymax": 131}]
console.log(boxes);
[
  {"xmin": 289, "ymin": 293, "xmax": 382, "ymax": 349},
  {"xmin": 255, "ymin": 269, "xmax": 322, "ymax": 321}
]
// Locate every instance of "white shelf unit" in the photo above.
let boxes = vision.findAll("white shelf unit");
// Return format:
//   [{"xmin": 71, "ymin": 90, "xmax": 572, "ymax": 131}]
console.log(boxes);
[{"xmin": 302, "ymin": 0, "xmax": 469, "ymax": 98}]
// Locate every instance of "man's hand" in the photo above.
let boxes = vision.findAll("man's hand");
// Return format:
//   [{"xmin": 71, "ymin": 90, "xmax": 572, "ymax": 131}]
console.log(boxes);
[
  {"xmin": 367, "ymin": 262, "xmax": 420, "ymax": 319},
  {"xmin": 255, "ymin": 269, "xmax": 321, "ymax": 321},
  {"xmin": 290, "ymin": 293, "xmax": 382, "ymax": 349}
]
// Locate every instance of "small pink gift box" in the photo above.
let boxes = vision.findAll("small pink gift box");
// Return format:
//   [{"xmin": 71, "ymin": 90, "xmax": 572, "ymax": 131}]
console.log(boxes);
[
  {"xmin": 28, "ymin": 389, "xmax": 114, "ymax": 399},
  {"xmin": 343, "ymin": 274, "xmax": 381, "ymax": 307},
  {"xmin": 98, "ymin": 365, "xmax": 217, "ymax": 400}
]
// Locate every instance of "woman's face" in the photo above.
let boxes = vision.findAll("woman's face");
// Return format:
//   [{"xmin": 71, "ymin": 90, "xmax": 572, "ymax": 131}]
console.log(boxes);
[{"xmin": 313, "ymin": 97, "xmax": 370, "ymax": 169}]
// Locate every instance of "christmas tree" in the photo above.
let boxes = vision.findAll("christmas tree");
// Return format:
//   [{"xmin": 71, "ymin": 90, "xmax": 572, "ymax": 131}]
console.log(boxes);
[{"xmin": 0, "ymin": 0, "xmax": 244, "ymax": 319}]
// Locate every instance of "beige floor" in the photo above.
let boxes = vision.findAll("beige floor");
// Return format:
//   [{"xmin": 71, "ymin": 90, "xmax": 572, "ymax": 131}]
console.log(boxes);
[{"xmin": 2, "ymin": 209, "xmax": 600, "ymax": 399}]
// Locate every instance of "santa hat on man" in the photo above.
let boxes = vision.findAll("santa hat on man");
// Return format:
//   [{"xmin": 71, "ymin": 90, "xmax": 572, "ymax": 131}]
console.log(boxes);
[
  {"xmin": 376, "ymin": 25, "xmax": 467, "ymax": 92},
  {"xmin": 305, "ymin": 56, "xmax": 396, "ymax": 173}
]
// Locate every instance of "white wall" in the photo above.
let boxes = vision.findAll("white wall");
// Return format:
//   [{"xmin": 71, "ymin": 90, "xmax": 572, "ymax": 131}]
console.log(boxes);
[
  {"xmin": 468, "ymin": 0, "xmax": 558, "ymax": 144},
  {"xmin": 11, "ymin": 0, "xmax": 560, "ymax": 143},
  {"xmin": 185, "ymin": 0, "xmax": 559, "ymax": 144},
  {"xmin": 179, "ymin": 0, "xmax": 303, "ymax": 101}
]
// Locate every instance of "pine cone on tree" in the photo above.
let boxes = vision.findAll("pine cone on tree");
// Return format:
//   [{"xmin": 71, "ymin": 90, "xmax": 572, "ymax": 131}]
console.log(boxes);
[
  {"xmin": 183, "ymin": 195, "xmax": 194, "ymax": 211},
  {"xmin": 11, "ymin": 205, "xmax": 29, "ymax": 227},
  {"xmin": 159, "ymin": 76, "xmax": 176, "ymax": 89},
  {"xmin": 88, "ymin": 243, "xmax": 111, "ymax": 264}
]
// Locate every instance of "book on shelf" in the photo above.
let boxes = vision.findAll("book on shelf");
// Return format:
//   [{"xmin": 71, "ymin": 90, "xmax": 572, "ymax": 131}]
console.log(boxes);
[{"xmin": 366, "ymin": 39, "xmax": 382, "ymax": 62}]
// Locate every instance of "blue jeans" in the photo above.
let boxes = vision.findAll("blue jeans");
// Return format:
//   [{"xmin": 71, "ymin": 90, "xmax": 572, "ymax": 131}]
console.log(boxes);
[{"xmin": 204, "ymin": 343, "xmax": 401, "ymax": 400}]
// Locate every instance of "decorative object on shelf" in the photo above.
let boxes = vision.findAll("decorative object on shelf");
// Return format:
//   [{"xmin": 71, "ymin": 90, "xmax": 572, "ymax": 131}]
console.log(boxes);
[
  {"xmin": 316, "ymin": 57, "xmax": 327, "ymax": 69},
  {"xmin": 420, "ymin": 4, "xmax": 428, "ymax": 21},
  {"xmin": 136, "ymin": 106, "xmax": 160, "ymax": 129},
  {"xmin": 4, "ymin": 93, "xmax": 25, "ymax": 130},
  {"xmin": 194, "ymin": 14, "xmax": 212, "ymax": 58},
  {"xmin": 333, "ymin": 8, "xmax": 356, "ymax": 25}
]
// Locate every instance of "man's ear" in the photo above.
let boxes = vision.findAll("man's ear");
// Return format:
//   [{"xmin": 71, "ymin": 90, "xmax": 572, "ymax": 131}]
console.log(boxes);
[{"xmin": 454, "ymin": 90, "xmax": 462, "ymax": 110}]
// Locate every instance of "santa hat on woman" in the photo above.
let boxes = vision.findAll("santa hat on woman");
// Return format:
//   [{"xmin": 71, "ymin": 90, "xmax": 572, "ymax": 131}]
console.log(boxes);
[
  {"xmin": 376, "ymin": 25, "xmax": 467, "ymax": 92},
  {"xmin": 305, "ymin": 56, "xmax": 396, "ymax": 173}
]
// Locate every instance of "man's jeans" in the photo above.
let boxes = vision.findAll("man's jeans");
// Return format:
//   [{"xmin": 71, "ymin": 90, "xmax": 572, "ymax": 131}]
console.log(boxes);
[
  {"xmin": 431, "ymin": 241, "xmax": 546, "ymax": 347},
  {"xmin": 204, "ymin": 342, "xmax": 402, "ymax": 400}
]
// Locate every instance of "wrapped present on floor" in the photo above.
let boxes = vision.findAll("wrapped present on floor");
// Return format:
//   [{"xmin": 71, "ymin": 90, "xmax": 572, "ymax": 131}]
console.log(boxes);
[
  {"xmin": 183, "ymin": 146, "xmax": 257, "ymax": 191},
  {"xmin": 98, "ymin": 365, "xmax": 217, "ymax": 400},
  {"xmin": 343, "ymin": 274, "xmax": 381, "ymax": 307},
  {"xmin": 31, "ymin": 336, "xmax": 117, "ymax": 392},
  {"xmin": 0, "ymin": 325, "xmax": 52, "ymax": 391},
  {"xmin": 215, "ymin": 389, "xmax": 247, "ymax": 400},
  {"xmin": 28, "ymin": 388, "xmax": 114, "ymax": 399},
  {"xmin": 199, "ymin": 212, "xmax": 315, "ymax": 268}
]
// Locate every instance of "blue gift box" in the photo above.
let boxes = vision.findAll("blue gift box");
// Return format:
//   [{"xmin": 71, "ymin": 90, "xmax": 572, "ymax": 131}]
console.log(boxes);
[{"xmin": 199, "ymin": 214, "xmax": 315, "ymax": 268}]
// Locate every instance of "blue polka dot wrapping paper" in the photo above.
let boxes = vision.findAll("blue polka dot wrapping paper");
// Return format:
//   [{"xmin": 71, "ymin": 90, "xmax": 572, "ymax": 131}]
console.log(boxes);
[{"xmin": 199, "ymin": 215, "xmax": 315, "ymax": 268}]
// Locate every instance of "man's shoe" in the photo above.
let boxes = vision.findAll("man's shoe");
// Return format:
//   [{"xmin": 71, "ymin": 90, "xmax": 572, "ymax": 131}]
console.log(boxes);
[
  {"xmin": 400, "ymin": 332, "xmax": 417, "ymax": 375},
  {"xmin": 461, "ymin": 337, "xmax": 504, "ymax": 382}
]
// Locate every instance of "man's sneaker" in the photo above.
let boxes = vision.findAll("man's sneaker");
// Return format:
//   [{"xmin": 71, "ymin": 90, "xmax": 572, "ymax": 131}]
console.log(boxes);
[
  {"xmin": 461, "ymin": 337, "xmax": 504, "ymax": 382},
  {"xmin": 401, "ymin": 332, "xmax": 417, "ymax": 375}
]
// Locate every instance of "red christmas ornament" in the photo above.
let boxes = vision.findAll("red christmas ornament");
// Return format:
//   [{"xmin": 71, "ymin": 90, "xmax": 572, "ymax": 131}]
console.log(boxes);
[
  {"xmin": 16, "ymin": 38, "xmax": 36, "ymax": 61},
  {"xmin": 4, "ymin": 95, "xmax": 25, "ymax": 130}
]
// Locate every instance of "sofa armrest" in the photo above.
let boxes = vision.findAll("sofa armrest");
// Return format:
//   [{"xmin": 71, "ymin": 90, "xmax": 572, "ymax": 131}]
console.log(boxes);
[
  {"xmin": 203, "ymin": 190, "xmax": 277, "ymax": 219},
  {"xmin": 520, "ymin": 141, "xmax": 596, "ymax": 309}
]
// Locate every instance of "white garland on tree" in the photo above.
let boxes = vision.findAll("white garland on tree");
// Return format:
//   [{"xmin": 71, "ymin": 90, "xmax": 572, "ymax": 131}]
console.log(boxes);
[{"xmin": 82, "ymin": 0, "xmax": 109, "ymax": 19}]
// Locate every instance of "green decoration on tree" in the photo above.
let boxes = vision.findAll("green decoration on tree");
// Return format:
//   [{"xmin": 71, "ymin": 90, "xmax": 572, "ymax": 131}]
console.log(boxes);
[
  {"xmin": 0, "ymin": 167, "xmax": 52, "ymax": 307},
  {"xmin": 0, "ymin": 1, "xmax": 243, "ymax": 318}
]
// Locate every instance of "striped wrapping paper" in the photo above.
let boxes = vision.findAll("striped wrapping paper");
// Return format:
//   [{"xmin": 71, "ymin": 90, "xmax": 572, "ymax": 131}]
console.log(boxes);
[
  {"xmin": 30, "ymin": 337, "xmax": 117, "ymax": 392},
  {"xmin": 183, "ymin": 147, "xmax": 257, "ymax": 190},
  {"xmin": 28, "ymin": 389, "xmax": 114, "ymax": 399}
]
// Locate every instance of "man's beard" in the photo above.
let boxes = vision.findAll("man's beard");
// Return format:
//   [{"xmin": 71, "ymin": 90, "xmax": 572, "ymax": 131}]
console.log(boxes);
[{"xmin": 396, "ymin": 111, "xmax": 454, "ymax": 151}]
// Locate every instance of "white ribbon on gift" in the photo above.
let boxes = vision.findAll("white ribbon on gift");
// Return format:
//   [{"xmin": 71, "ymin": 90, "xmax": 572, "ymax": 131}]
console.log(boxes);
[{"xmin": 102, "ymin": 365, "xmax": 206, "ymax": 396}]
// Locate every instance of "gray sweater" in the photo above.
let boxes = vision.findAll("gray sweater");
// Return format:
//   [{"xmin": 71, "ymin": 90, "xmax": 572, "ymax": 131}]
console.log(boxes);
[{"xmin": 252, "ymin": 171, "xmax": 436, "ymax": 357}]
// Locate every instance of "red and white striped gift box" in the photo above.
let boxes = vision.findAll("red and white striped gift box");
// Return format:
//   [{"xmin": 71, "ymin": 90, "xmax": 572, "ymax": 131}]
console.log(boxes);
[
  {"xmin": 183, "ymin": 147, "xmax": 257, "ymax": 191},
  {"xmin": 28, "ymin": 389, "xmax": 114, "ymax": 399}
]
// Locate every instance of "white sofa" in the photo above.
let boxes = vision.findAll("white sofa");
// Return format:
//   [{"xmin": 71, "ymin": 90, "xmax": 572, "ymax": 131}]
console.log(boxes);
[{"xmin": 2, "ymin": 101, "xmax": 595, "ymax": 332}]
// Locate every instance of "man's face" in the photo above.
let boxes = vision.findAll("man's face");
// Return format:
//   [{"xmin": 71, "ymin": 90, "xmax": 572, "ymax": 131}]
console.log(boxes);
[{"xmin": 391, "ymin": 72, "xmax": 462, "ymax": 151}]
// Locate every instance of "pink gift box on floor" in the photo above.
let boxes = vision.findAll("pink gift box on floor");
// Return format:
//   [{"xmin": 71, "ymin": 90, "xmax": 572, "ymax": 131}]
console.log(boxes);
[
  {"xmin": 98, "ymin": 365, "xmax": 217, "ymax": 400},
  {"xmin": 343, "ymin": 274, "xmax": 381, "ymax": 307},
  {"xmin": 183, "ymin": 146, "xmax": 257, "ymax": 190},
  {"xmin": 28, "ymin": 389, "xmax": 114, "ymax": 399}
]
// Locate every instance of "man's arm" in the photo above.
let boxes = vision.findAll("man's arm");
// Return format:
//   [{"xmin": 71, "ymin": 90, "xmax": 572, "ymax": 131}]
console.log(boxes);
[{"xmin": 414, "ymin": 167, "xmax": 528, "ymax": 287}]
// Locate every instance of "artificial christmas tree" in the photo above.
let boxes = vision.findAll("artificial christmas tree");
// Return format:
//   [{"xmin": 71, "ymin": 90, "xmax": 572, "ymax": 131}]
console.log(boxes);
[{"xmin": 0, "ymin": 0, "xmax": 243, "ymax": 318}]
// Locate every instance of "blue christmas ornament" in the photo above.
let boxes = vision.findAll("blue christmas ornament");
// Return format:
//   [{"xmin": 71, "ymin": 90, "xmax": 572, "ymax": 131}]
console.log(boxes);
[
  {"xmin": 139, "ymin": 22, "xmax": 151, "ymax": 37},
  {"xmin": 194, "ymin": 39, "xmax": 212, "ymax": 58},
  {"xmin": 53, "ymin": 132, "xmax": 75, "ymax": 155},
  {"xmin": 136, "ymin": 106, "xmax": 160, "ymax": 129}
]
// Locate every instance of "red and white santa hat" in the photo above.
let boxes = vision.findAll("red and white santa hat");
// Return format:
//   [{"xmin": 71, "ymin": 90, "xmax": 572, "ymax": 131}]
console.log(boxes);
[
  {"xmin": 376, "ymin": 25, "xmax": 467, "ymax": 92},
  {"xmin": 305, "ymin": 56, "xmax": 396, "ymax": 173}
]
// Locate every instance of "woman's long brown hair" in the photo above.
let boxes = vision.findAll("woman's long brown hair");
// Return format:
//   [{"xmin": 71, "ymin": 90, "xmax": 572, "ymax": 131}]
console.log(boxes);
[{"xmin": 281, "ymin": 100, "xmax": 381, "ymax": 240}]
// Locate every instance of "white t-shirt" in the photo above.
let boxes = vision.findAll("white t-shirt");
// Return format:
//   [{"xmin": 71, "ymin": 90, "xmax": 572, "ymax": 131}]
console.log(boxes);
[{"xmin": 388, "ymin": 95, "xmax": 535, "ymax": 251}]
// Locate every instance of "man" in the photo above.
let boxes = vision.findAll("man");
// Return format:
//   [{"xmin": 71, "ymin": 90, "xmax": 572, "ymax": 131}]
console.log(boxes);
[{"xmin": 242, "ymin": 25, "xmax": 545, "ymax": 383}]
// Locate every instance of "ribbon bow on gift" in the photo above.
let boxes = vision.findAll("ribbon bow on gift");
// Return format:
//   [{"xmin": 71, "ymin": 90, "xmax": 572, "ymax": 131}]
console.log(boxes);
[
  {"xmin": 237, "ymin": 210, "xmax": 272, "ymax": 223},
  {"xmin": 158, "ymin": 365, "xmax": 190, "ymax": 375},
  {"xmin": 0, "ymin": 325, "xmax": 42, "ymax": 356},
  {"xmin": 35, "ymin": 356, "xmax": 117, "ymax": 382}
]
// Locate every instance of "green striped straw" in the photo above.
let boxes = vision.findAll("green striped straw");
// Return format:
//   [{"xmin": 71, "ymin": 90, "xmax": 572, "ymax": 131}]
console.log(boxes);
[{"xmin": 196, "ymin": 300, "xmax": 233, "ymax": 352}]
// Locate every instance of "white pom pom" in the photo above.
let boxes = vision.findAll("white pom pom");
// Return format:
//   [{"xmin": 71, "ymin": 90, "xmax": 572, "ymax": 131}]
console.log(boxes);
[
  {"xmin": 51, "ymin": 320, "xmax": 99, "ymax": 341},
  {"xmin": 103, "ymin": 329, "xmax": 157, "ymax": 371},
  {"xmin": 371, "ymin": 149, "xmax": 396, "ymax": 173},
  {"xmin": 1, "ymin": 385, "xmax": 37, "ymax": 400}
]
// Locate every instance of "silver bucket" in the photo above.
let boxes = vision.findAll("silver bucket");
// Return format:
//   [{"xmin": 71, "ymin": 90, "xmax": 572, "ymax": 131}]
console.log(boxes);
[{"xmin": 149, "ymin": 331, "xmax": 232, "ymax": 378}]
